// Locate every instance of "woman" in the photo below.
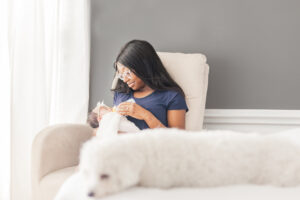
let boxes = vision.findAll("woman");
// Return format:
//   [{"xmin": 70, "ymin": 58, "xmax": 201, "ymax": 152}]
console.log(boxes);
[{"xmin": 113, "ymin": 39, "xmax": 188, "ymax": 130}]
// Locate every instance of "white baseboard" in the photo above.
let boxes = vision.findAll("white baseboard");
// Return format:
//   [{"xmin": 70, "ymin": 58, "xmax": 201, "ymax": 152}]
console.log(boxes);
[{"xmin": 203, "ymin": 109, "xmax": 300, "ymax": 133}]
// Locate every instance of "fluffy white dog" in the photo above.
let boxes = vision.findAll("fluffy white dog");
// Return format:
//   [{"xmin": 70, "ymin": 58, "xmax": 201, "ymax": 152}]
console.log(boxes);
[{"xmin": 79, "ymin": 128, "xmax": 300, "ymax": 198}]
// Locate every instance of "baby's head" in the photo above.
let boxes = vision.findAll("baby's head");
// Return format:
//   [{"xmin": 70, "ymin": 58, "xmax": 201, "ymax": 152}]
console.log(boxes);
[
  {"xmin": 87, "ymin": 112, "xmax": 99, "ymax": 128},
  {"xmin": 87, "ymin": 102, "xmax": 112, "ymax": 129}
]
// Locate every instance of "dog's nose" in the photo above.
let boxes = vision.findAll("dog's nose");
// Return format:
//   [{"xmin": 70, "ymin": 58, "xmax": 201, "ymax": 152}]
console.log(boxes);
[{"xmin": 88, "ymin": 191, "xmax": 95, "ymax": 197}]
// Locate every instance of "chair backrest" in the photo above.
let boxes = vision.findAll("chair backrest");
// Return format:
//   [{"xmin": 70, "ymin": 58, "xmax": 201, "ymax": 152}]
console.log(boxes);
[{"xmin": 112, "ymin": 52, "xmax": 209, "ymax": 131}]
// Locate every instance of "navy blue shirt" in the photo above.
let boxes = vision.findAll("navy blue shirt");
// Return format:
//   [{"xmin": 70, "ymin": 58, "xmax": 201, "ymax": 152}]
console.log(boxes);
[{"xmin": 113, "ymin": 90, "xmax": 188, "ymax": 130}]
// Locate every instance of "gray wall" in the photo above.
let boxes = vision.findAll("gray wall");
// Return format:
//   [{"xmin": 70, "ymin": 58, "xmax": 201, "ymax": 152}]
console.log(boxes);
[{"xmin": 90, "ymin": 0, "xmax": 300, "ymax": 110}]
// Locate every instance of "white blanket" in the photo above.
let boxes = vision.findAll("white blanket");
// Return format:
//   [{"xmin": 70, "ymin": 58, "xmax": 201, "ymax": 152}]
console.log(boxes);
[{"xmin": 55, "ymin": 172, "xmax": 300, "ymax": 200}]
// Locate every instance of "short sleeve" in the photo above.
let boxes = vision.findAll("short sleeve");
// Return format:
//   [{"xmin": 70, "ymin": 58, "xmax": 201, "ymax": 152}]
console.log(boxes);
[
  {"xmin": 113, "ymin": 92, "xmax": 118, "ymax": 106},
  {"xmin": 113, "ymin": 91, "xmax": 131, "ymax": 107},
  {"xmin": 167, "ymin": 92, "xmax": 189, "ymax": 112}
]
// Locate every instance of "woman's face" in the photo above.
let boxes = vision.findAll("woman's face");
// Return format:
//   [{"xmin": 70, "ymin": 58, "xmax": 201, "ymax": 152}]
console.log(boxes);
[{"xmin": 116, "ymin": 62, "xmax": 147, "ymax": 91}]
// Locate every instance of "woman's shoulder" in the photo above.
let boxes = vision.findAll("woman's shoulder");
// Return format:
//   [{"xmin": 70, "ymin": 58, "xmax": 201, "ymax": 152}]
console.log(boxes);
[
  {"xmin": 155, "ymin": 90, "xmax": 185, "ymax": 100},
  {"xmin": 113, "ymin": 91, "xmax": 132, "ymax": 105},
  {"xmin": 155, "ymin": 90, "xmax": 188, "ymax": 111},
  {"xmin": 114, "ymin": 91, "xmax": 132, "ymax": 98}
]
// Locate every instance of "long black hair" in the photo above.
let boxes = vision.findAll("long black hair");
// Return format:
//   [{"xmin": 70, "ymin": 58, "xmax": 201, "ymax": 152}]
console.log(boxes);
[{"xmin": 112, "ymin": 40, "xmax": 185, "ymax": 97}]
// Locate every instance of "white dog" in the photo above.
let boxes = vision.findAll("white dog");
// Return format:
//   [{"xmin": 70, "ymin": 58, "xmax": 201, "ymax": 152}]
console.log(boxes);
[
  {"xmin": 79, "ymin": 128, "xmax": 300, "ymax": 198},
  {"xmin": 54, "ymin": 104, "xmax": 140, "ymax": 200}
]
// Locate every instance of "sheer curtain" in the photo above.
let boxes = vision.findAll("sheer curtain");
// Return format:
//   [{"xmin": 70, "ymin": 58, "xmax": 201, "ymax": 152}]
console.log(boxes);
[
  {"xmin": 0, "ymin": 0, "xmax": 11, "ymax": 199},
  {"xmin": 8, "ymin": 0, "xmax": 90, "ymax": 200}
]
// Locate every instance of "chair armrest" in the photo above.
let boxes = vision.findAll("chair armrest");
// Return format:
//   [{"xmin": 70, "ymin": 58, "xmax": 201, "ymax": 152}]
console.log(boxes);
[{"xmin": 31, "ymin": 124, "xmax": 93, "ymax": 186}]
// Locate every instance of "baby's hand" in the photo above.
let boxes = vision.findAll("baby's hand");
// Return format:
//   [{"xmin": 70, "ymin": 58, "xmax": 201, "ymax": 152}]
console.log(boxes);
[
  {"xmin": 98, "ymin": 105, "xmax": 112, "ymax": 113},
  {"xmin": 97, "ymin": 103, "xmax": 113, "ymax": 121}
]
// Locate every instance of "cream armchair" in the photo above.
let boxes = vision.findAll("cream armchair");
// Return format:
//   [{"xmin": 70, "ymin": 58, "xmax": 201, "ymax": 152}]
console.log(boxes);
[
  {"xmin": 31, "ymin": 52, "xmax": 209, "ymax": 200},
  {"xmin": 32, "ymin": 124, "xmax": 94, "ymax": 200}
]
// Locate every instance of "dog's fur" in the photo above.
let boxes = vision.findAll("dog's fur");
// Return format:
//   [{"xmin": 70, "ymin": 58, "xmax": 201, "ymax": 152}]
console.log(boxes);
[{"xmin": 79, "ymin": 128, "xmax": 300, "ymax": 198}]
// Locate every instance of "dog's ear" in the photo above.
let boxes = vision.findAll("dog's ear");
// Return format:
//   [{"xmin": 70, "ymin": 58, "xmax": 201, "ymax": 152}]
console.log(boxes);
[{"xmin": 117, "ymin": 156, "xmax": 142, "ymax": 188}]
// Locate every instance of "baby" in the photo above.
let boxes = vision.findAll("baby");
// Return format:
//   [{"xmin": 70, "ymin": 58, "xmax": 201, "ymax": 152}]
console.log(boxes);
[
  {"xmin": 87, "ymin": 102, "xmax": 114, "ymax": 129},
  {"xmin": 87, "ymin": 100, "xmax": 140, "ymax": 136}
]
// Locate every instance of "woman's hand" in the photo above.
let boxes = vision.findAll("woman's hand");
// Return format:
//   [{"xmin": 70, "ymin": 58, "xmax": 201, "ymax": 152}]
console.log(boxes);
[
  {"xmin": 116, "ymin": 102, "xmax": 148, "ymax": 120},
  {"xmin": 117, "ymin": 102, "xmax": 166, "ymax": 129}
]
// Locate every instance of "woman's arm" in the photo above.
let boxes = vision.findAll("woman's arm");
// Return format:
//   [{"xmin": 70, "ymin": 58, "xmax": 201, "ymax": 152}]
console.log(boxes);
[
  {"xmin": 117, "ymin": 102, "xmax": 186, "ymax": 129},
  {"xmin": 117, "ymin": 102, "xmax": 165, "ymax": 129},
  {"xmin": 167, "ymin": 110, "xmax": 186, "ymax": 129},
  {"xmin": 143, "ymin": 110, "xmax": 166, "ymax": 129},
  {"xmin": 143, "ymin": 109, "xmax": 186, "ymax": 129}
]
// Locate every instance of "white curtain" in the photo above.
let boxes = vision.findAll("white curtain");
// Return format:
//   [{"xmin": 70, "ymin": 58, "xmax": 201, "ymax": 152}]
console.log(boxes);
[
  {"xmin": 8, "ymin": 0, "xmax": 90, "ymax": 200},
  {"xmin": 0, "ymin": 0, "xmax": 11, "ymax": 199}
]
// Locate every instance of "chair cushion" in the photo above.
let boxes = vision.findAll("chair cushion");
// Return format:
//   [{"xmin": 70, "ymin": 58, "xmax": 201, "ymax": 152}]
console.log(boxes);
[
  {"xmin": 39, "ymin": 166, "xmax": 77, "ymax": 200},
  {"xmin": 157, "ymin": 52, "xmax": 209, "ymax": 130}
]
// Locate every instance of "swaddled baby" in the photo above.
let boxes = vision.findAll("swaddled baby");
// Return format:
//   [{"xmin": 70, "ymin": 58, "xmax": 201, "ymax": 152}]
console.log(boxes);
[{"xmin": 87, "ymin": 100, "xmax": 140, "ymax": 137}]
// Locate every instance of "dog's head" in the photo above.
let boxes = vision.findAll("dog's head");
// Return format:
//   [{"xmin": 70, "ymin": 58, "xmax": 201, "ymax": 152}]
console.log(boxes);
[{"xmin": 79, "ymin": 137, "xmax": 142, "ymax": 198}]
